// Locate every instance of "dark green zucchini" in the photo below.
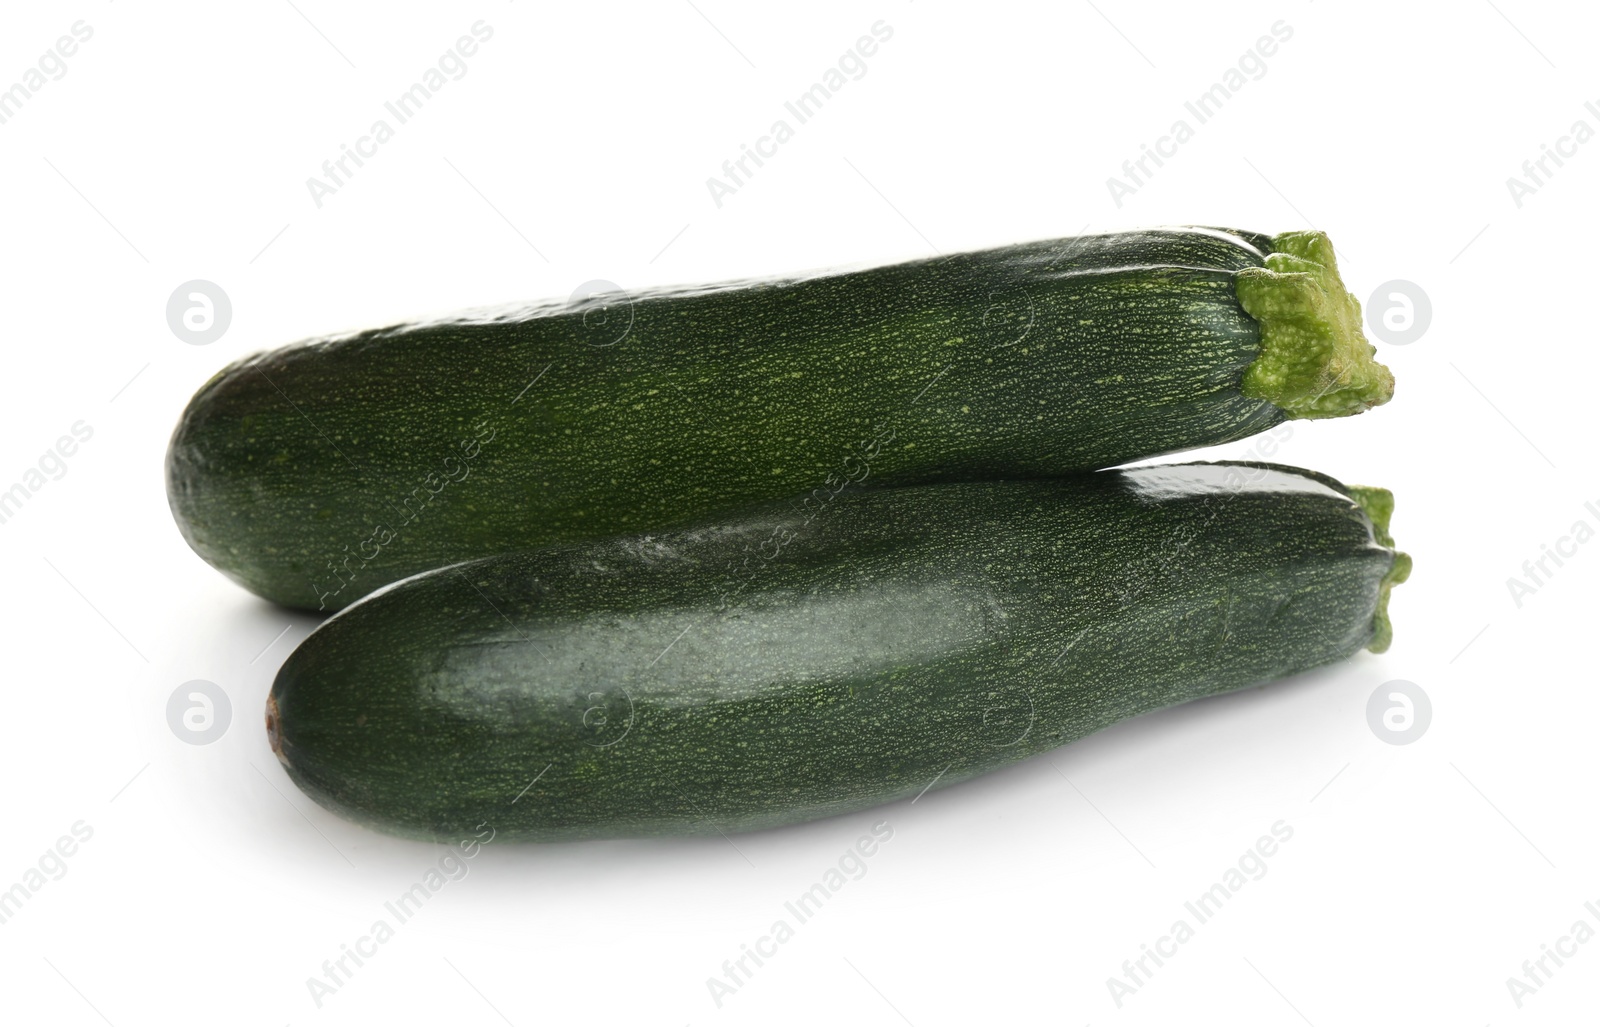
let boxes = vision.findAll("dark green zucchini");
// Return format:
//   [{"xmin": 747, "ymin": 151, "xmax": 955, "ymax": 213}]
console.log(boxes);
[
  {"xmin": 267, "ymin": 461, "xmax": 1410, "ymax": 842},
  {"xmin": 169, "ymin": 227, "xmax": 1392, "ymax": 611}
]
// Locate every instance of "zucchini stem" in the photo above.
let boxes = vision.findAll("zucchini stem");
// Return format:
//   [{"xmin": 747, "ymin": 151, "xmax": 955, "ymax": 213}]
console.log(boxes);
[
  {"xmin": 1235, "ymin": 231, "xmax": 1395, "ymax": 419},
  {"xmin": 1346, "ymin": 484, "xmax": 1410, "ymax": 654}
]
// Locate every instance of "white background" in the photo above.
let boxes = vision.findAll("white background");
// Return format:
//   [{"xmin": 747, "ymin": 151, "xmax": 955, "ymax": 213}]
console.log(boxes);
[{"xmin": 1, "ymin": 1, "xmax": 1594, "ymax": 1023}]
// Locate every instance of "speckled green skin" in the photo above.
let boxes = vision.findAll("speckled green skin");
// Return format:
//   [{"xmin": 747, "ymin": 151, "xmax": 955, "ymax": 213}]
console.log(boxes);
[
  {"xmin": 269, "ymin": 462, "xmax": 1405, "ymax": 842},
  {"xmin": 168, "ymin": 227, "xmax": 1366, "ymax": 611}
]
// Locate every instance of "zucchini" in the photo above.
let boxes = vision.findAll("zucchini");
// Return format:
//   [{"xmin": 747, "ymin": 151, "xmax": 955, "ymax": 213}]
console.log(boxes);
[
  {"xmin": 267, "ymin": 461, "xmax": 1410, "ymax": 842},
  {"xmin": 170, "ymin": 227, "xmax": 1392, "ymax": 611}
]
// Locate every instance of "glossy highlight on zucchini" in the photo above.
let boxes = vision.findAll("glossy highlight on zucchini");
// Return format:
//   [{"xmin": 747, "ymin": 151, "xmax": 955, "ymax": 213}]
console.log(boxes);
[
  {"xmin": 168, "ymin": 227, "xmax": 1393, "ymax": 611},
  {"xmin": 267, "ymin": 461, "xmax": 1409, "ymax": 842}
]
